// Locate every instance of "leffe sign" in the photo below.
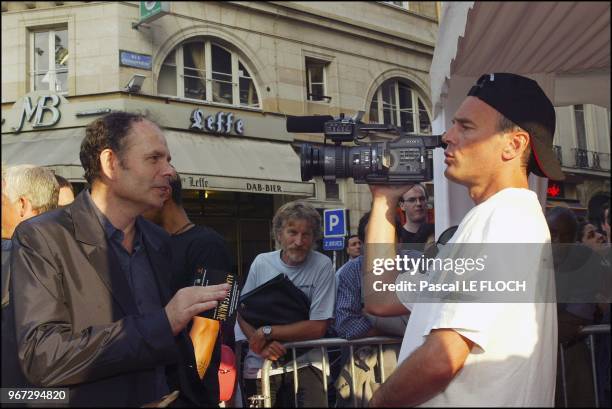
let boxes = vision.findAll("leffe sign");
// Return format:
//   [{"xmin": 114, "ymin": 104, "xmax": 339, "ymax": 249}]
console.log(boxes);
[{"xmin": 189, "ymin": 108, "xmax": 244, "ymax": 135}]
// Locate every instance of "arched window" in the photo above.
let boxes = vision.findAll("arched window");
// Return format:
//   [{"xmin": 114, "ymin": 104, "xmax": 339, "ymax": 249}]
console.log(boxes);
[
  {"xmin": 158, "ymin": 39, "xmax": 260, "ymax": 108},
  {"xmin": 368, "ymin": 78, "xmax": 431, "ymax": 134}
]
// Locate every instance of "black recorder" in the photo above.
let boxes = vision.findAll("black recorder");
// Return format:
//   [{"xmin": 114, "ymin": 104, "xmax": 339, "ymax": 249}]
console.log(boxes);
[{"xmin": 287, "ymin": 111, "xmax": 446, "ymax": 184}]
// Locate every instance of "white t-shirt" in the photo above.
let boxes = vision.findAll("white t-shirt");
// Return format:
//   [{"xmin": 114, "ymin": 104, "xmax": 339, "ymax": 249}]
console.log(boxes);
[
  {"xmin": 235, "ymin": 250, "xmax": 335, "ymax": 379},
  {"xmin": 396, "ymin": 188, "xmax": 557, "ymax": 407}
]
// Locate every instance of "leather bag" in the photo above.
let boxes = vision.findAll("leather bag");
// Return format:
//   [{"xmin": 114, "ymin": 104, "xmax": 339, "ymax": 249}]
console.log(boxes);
[{"xmin": 238, "ymin": 273, "xmax": 310, "ymax": 327}]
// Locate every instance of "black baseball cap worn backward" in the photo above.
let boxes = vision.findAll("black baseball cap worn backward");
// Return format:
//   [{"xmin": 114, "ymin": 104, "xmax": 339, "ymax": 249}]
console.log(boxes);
[{"xmin": 467, "ymin": 73, "xmax": 565, "ymax": 181}]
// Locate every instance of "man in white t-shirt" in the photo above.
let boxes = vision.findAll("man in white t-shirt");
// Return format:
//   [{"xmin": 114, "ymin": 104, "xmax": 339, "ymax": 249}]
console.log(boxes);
[
  {"xmin": 365, "ymin": 73, "xmax": 565, "ymax": 407},
  {"xmin": 236, "ymin": 201, "xmax": 335, "ymax": 407}
]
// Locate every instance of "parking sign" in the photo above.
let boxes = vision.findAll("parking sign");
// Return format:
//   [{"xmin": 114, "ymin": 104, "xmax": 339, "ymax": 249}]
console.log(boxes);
[{"xmin": 324, "ymin": 209, "xmax": 347, "ymax": 238}]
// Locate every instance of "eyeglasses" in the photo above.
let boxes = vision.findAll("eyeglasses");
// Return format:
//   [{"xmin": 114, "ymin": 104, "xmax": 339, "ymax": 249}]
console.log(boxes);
[{"xmin": 402, "ymin": 197, "xmax": 427, "ymax": 204}]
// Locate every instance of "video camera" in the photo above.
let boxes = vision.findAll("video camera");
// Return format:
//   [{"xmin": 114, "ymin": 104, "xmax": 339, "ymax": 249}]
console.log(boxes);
[{"xmin": 286, "ymin": 111, "xmax": 446, "ymax": 184}]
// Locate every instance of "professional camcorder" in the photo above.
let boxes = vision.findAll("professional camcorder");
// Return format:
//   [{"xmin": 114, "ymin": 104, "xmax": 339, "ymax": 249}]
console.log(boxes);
[{"xmin": 286, "ymin": 111, "xmax": 446, "ymax": 184}]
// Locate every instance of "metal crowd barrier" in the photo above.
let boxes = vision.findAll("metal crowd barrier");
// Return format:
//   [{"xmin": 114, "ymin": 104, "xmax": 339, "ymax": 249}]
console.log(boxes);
[
  {"xmin": 243, "ymin": 324, "xmax": 611, "ymax": 408},
  {"xmin": 253, "ymin": 336, "xmax": 402, "ymax": 408},
  {"xmin": 559, "ymin": 324, "xmax": 610, "ymax": 408}
]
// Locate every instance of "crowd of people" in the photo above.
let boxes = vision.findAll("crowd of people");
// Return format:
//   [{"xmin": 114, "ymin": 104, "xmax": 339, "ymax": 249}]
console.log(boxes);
[{"xmin": 1, "ymin": 72, "xmax": 610, "ymax": 408}]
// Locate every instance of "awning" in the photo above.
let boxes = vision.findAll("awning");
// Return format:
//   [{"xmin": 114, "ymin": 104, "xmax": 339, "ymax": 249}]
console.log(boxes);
[
  {"xmin": 429, "ymin": 1, "xmax": 611, "ymax": 237},
  {"xmin": 1, "ymin": 127, "xmax": 85, "ymax": 168},
  {"xmin": 1, "ymin": 128, "xmax": 314, "ymax": 197},
  {"xmin": 164, "ymin": 130, "xmax": 313, "ymax": 196},
  {"xmin": 431, "ymin": 2, "xmax": 610, "ymax": 117}
]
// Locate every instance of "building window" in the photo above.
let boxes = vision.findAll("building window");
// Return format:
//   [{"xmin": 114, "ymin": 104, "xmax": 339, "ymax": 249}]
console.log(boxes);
[
  {"xmin": 183, "ymin": 42, "xmax": 207, "ymax": 100},
  {"xmin": 324, "ymin": 182, "xmax": 340, "ymax": 200},
  {"xmin": 306, "ymin": 58, "xmax": 330, "ymax": 102},
  {"xmin": 31, "ymin": 28, "xmax": 69, "ymax": 93},
  {"xmin": 369, "ymin": 78, "xmax": 431, "ymax": 133},
  {"xmin": 158, "ymin": 39, "xmax": 260, "ymax": 108},
  {"xmin": 574, "ymin": 104, "xmax": 587, "ymax": 150},
  {"xmin": 212, "ymin": 43, "xmax": 232, "ymax": 104},
  {"xmin": 158, "ymin": 50, "xmax": 177, "ymax": 96},
  {"xmin": 239, "ymin": 61, "xmax": 258, "ymax": 107}
]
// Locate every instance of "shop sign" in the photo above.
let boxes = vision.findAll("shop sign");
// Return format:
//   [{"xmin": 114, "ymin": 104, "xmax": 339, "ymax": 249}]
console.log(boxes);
[
  {"xmin": 13, "ymin": 95, "xmax": 61, "ymax": 133},
  {"xmin": 181, "ymin": 175, "xmax": 209, "ymax": 189},
  {"xmin": 139, "ymin": 1, "xmax": 169, "ymax": 24},
  {"xmin": 245, "ymin": 182, "xmax": 283, "ymax": 193},
  {"xmin": 189, "ymin": 109, "xmax": 244, "ymax": 135},
  {"xmin": 179, "ymin": 173, "xmax": 312, "ymax": 196}
]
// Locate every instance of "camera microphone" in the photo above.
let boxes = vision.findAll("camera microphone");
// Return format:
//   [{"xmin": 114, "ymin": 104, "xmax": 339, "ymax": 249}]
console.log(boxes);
[{"xmin": 286, "ymin": 115, "xmax": 333, "ymax": 133}]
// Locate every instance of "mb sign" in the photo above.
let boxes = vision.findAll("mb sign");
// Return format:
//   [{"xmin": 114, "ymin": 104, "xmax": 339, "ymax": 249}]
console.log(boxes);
[{"xmin": 324, "ymin": 208, "xmax": 347, "ymax": 238}]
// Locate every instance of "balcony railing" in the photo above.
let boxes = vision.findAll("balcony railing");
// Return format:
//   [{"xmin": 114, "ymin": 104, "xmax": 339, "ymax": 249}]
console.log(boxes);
[
  {"xmin": 572, "ymin": 148, "xmax": 611, "ymax": 171},
  {"xmin": 574, "ymin": 148, "xmax": 589, "ymax": 168}
]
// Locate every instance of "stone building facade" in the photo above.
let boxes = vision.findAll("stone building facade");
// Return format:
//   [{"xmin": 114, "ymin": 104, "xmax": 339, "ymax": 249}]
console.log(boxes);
[{"xmin": 1, "ymin": 1, "xmax": 439, "ymax": 272}]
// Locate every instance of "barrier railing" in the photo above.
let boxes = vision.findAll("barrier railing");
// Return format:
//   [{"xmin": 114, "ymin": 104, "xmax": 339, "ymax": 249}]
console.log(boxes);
[
  {"xmin": 559, "ymin": 324, "xmax": 610, "ymax": 408},
  {"xmin": 243, "ymin": 326, "xmax": 610, "ymax": 407},
  {"xmin": 251, "ymin": 336, "xmax": 402, "ymax": 408}
]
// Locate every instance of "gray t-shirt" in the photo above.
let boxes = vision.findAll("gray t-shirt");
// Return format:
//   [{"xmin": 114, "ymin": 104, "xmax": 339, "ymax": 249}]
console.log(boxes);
[{"xmin": 236, "ymin": 249, "xmax": 335, "ymax": 378}]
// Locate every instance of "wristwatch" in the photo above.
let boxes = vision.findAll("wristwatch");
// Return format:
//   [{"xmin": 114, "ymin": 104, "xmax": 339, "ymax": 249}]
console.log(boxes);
[{"xmin": 262, "ymin": 325, "xmax": 273, "ymax": 341}]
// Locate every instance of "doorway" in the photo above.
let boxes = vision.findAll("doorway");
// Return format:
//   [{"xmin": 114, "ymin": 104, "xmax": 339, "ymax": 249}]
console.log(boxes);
[{"xmin": 183, "ymin": 190, "xmax": 274, "ymax": 278}]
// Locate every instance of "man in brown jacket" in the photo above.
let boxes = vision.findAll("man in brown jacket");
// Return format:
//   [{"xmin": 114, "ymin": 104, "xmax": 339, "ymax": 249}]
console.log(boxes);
[{"xmin": 11, "ymin": 112, "xmax": 229, "ymax": 406}]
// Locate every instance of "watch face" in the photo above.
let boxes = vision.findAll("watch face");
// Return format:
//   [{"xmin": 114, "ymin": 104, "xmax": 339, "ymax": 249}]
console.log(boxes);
[{"xmin": 263, "ymin": 326, "xmax": 271, "ymax": 335}]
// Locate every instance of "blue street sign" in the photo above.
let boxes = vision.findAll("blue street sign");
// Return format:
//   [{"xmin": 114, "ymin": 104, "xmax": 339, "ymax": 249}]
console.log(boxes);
[
  {"xmin": 324, "ymin": 208, "xmax": 347, "ymax": 238},
  {"xmin": 323, "ymin": 237, "xmax": 345, "ymax": 251},
  {"xmin": 119, "ymin": 50, "xmax": 153, "ymax": 70}
]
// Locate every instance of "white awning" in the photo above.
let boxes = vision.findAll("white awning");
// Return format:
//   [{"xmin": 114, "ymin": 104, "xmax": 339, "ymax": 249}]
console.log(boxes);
[
  {"xmin": 163, "ymin": 130, "xmax": 313, "ymax": 196},
  {"xmin": 430, "ymin": 1, "xmax": 611, "ymax": 237},
  {"xmin": 431, "ymin": 1, "xmax": 610, "ymax": 117},
  {"xmin": 1, "ymin": 127, "xmax": 85, "ymax": 168},
  {"xmin": 1, "ymin": 128, "xmax": 314, "ymax": 197}
]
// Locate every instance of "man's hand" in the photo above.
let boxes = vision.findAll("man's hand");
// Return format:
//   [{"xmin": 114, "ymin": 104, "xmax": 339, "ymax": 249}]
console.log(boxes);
[
  {"xmin": 369, "ymin": 184, "xmax": 414, "ymax": 203},
  {"xmin": 248, "ymin": 327, "xmax": 267, "ymax": 355},
  {"xmin": 364, "ymin": 184, "xmax": 415, "ymax": 313},
  {"xmin": 165, "ymin": 284, "xmax": 230, "ymax": 336},
  {"xmin": 260, "ymin": 341, "xmax": 287, "ymax": 361}
]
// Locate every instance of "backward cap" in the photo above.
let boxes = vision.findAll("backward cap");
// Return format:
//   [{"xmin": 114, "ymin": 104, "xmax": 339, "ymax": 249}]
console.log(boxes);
[{"xmin": 467, "ymin": 73, "xmax": 564, "ymax": 181}]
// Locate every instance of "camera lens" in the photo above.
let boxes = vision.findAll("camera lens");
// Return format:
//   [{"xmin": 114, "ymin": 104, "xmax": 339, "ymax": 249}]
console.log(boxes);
[
  {"xmin": 300, "ymin": 144, "xmax": 324, "ymax": 181},
  {"xmin": 301, "ymin": 143, "xmax": 380, "ymax": 182}
]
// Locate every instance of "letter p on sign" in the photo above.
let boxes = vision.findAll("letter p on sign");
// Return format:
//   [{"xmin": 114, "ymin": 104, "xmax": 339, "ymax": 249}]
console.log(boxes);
[{"xmin": 329, "ymin": 215, "xmax": 339, "ymax": 230}]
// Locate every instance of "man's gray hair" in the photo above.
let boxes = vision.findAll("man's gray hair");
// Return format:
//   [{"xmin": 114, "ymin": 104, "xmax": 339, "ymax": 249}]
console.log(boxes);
[
  {"xmin": 2, "ymin": 165, "xmax": 59, "ymax": 213},
  {"xmin": 272, "ymin": 201, "xmax": 322, "ymax": 243}
]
